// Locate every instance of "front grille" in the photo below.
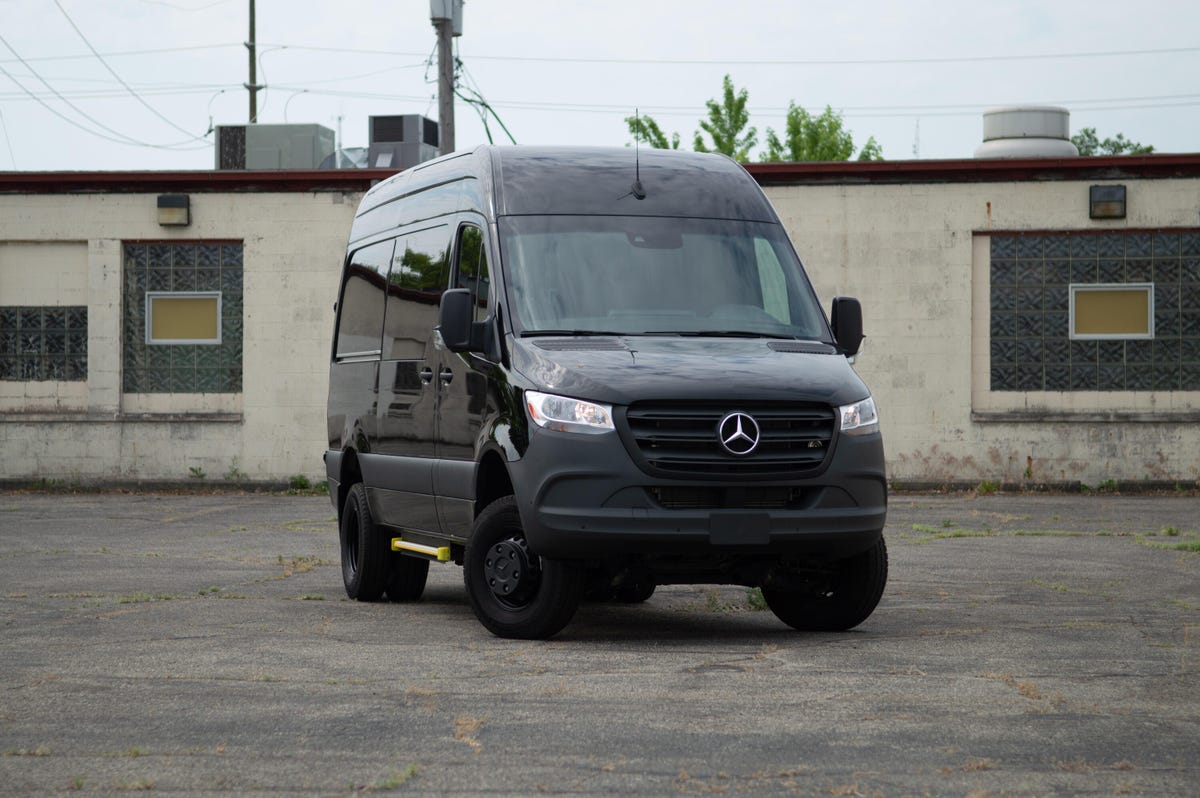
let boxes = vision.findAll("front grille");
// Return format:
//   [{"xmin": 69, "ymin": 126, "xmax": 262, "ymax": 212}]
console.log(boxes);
[{"xmin": 623, "ymin": 402, "xmax": 835, "ymax": 477}]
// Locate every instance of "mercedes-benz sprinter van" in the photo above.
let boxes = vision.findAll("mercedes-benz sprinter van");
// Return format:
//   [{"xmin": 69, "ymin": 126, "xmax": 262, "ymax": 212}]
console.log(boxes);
[{"xmin": 325, "ymin": 146, "xmax": 886, "ymax": 639}]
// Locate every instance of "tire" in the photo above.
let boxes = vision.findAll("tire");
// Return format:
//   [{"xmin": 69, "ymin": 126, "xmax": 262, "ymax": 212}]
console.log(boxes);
[
  {"xmin": 339, "ymin": 483, "xmax": 389, "ymax": 601},
  {"xmin": 613, "ymin": 578, "xmax": 655, "ymax": 603},
  {"xmin": 762, "ymin": 537, "xmax": 888, "ymax": 632},
  {"xmin": 463, "ymin": 496, "xmax": 583, "ymax": 639},
  {"xmin": 385, "ymin": 554, "xmax": 429, "ymax": 602}
]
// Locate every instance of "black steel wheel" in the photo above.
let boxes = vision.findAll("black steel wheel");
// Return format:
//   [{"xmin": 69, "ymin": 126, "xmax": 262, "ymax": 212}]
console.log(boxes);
[
  {"xmin": 463, "ymin": 496, "xmax": 582, "ymax": 639},
  {"xmin": 762, "ymin": 537, "xmax": 888, "ymax": 632},
  {"xmin": 339, "ymin": 483, "xmax": 389, "ymax": 601}
]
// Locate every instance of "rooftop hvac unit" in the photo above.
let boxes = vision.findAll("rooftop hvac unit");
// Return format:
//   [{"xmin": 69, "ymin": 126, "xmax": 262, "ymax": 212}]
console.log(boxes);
[
  {"xmin": 214, "ymin": 123, "xmax": 336, "ymax": 170},
  {"xmin": 368, "ymin": 115, "xmax": 439, "ymax": 169}
]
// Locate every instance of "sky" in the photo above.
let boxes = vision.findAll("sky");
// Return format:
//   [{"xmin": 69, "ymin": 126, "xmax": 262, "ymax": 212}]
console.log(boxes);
[{"xmin": 0, "ymin": 0, "xmax": 1196, "ymax": 172}]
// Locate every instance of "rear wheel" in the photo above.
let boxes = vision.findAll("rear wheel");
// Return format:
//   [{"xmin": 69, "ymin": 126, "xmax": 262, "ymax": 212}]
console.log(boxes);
[
  {"xmin": 763, "ymin": 537, "xmax": 888, "ymax": 631},
  {"xmin": 385, "ymin": 554, "xmax": 429, "ymax": 602},
  {"xmin": 339, "ymin": 483, "xmax": 388, "ymax": 601},
  {"xmin": 463, "ymin": 496, "xmax": 582, "ymax": 639},
  {"xmin": 613, "ymin": 577, "xmax": 655, "ymax": 603}
]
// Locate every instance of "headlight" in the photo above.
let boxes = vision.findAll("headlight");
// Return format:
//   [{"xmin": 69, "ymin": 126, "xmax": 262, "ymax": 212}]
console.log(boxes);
[
  {"xmin": 525, "ymin": 390, "xmax": 614, "ymax": 434},
  {"xmin": 838, "ymin": 396, "xmax": 879, "ymax": 436}
]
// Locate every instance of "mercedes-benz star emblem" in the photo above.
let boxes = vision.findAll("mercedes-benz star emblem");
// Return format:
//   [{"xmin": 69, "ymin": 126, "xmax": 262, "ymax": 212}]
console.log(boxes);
[{"xmin": 717, "ymin": 411, "xmax": 760, "ymax": 456}]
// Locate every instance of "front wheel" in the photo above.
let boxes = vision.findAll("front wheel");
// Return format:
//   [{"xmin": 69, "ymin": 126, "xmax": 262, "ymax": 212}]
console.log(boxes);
[
  {"xmin": 762, "ymin": 537, "xmax": 888, "ymax": 631},
  {"xmin": 463, "ymin": 496, "xmax": 583, "ymax": 639}
]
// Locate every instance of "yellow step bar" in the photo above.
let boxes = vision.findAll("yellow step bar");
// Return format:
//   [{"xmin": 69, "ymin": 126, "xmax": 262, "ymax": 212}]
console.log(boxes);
[{"xmin": 391, "ymin": 537, "xmax": 452, "ymax": 562}]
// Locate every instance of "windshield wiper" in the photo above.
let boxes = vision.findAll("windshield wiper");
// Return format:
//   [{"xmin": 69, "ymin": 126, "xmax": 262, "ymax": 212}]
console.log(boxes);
[
  {"xmin": 520, "ymin": 329, "xmax": 625, "ymax": 337},
  {"xmin": 645, "ymin": 330, "xmax": 796, "ymax": 339}
]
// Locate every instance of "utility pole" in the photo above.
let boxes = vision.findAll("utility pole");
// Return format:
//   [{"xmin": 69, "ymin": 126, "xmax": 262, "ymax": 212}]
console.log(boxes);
[
  {"xmin": 245, "ymin": 0, "xmax": 263, "ymax": 123},
  {"xmin": 430, "ymin": 1, "xmax": 463, "ymax": 155}
]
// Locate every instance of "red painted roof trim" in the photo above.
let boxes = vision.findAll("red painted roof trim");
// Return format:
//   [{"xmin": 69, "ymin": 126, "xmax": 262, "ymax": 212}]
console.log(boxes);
[
  {"xmin": 744, "ymin": 153, "xmax": 1200, "ymax": 185},
  {"xmin": 0, "ymin": 168, "xmax": 400, "ymax": 194},
  {"xmin": 0, "ymin": 153, "xmax": 1198, "ymax": 194}
]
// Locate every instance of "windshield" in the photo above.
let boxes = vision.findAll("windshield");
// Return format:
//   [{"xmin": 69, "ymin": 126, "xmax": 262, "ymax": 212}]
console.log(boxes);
[{"xmin": 498, "ymin": 215, "xmax": 829, "ymax": 339}]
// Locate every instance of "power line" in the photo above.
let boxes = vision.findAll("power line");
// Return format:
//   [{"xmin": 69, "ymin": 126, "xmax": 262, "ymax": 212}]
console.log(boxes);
[
  {"xmin": 0, "ymin": 33, "xmax": 207, "ymax": 150},
  {"xmin": 253, "ymin": 41, "xmax": 1200, "ymax": 67},
  {"xmin": 2, "ymin": 40, "xmax": 1195, "ymax": 69},
  {"xmin": 0, "ymin": 43, "xmax": 241, "ymax": 64},
  {"xmin": 0, "ymin": 108, "xmax": 16, "ymax": 168},
  {"xmin": 134, "ymin": 0, "xmax": 235, "ymax": 10},
  {"xmin": 53, "ymin": 0, "xmax": 209, "ymax": 143}
]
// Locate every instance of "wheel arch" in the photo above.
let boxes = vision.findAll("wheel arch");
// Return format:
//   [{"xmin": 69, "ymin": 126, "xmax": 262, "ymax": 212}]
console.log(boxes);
[
  {"xmin": 475, "ymin": 448, "xmax": 514, "ymax": 517},
  {"xmin": 337, "ymin": 448, "xmax": 364, "ymax": 521}
]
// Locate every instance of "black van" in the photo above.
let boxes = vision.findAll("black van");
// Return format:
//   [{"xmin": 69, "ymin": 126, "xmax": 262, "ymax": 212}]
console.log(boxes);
[{"xmin": 325, "ymin": 146, "xmax": 886, "ymax": 639}]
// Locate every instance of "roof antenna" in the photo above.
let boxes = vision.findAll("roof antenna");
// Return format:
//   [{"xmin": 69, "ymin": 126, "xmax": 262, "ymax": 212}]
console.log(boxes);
[{"xmin": 631, "ymin": 108, "xmax": 646, "ymax": 200}]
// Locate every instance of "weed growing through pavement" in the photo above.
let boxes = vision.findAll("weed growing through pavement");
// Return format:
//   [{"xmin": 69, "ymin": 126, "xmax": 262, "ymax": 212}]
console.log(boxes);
[{"xmin": 363, "ymin": 764, "xmax": 419, "ymax": 791}]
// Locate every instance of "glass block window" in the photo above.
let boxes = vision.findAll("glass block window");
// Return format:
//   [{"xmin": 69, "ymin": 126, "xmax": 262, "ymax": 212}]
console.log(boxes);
[
  {"xmin": 990, "ymin": 231, "xmax": 1200, "ymax": 392},
  {"xmin": 123, "ymin": 242, "xmax": 242, "ymax": 393},
  {"xmin": 0, "ymin": 306, "xmax": 88, "ymax": 381}
]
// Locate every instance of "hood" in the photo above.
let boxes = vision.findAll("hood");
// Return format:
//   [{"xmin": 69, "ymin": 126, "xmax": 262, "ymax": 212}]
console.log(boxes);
[{"xmin": 510, "ymin": 336, "xmax": 870, "ymax": 407}]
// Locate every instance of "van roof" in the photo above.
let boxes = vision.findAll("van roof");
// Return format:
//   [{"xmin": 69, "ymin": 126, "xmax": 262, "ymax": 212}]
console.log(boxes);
[{"xmin": 490, "ymin": 146, "xmax": 778, "ymax": 221}]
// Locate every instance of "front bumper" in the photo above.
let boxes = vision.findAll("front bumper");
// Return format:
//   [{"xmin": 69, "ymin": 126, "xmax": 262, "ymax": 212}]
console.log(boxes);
[{"xmin": 509, "ymin": 425, "xmax": 887, "ymax": 560}]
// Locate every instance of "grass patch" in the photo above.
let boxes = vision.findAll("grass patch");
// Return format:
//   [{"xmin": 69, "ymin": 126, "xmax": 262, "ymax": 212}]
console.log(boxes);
[
  {"xmin": 275, "ymin": 555, "xmax": 332, "ymax": 577},
  {"xmin": 363, "ymin": 764, "xmax": 419, "ymax": 792},
  {"xmin": 912, "ymin": 524, "xmax": 990, "ymax": 542},
  {"xmin": 975, "ymin": 480, "xmax": 999, "ymax": 495},
  {"xmin": 1012, "ymin": 529, "xmax": 1084, "ymax": 537},
  {"xmin": 1136, "ymin": 535, "xmax": 1200, "ymax": 553},
  {"xmin": 4, "ymin": 745, "xmax": 51, "ymax": 757},
  {"xmin": 746, "ymin": 587, "xmax": 768, "ymax": 611},
  {"xmin": 117, "ymin": 592, "xmax": 181, "ymax": 604}
]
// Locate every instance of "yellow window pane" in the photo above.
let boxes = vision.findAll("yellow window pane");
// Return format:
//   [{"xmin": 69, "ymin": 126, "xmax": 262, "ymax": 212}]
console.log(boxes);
[
  {"xmin": 150, "ymin": 296, "xmax": 220, "ymax": 341},
  {"xmin": 1073, "ymin": 289, "xmax": 1150, "ymax": 337}
]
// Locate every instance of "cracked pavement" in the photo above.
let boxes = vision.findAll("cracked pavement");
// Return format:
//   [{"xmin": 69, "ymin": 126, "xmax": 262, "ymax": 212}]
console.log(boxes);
[{"xmin": 0, "ymin": 490, "xmax": 1197, "ymax": 796}]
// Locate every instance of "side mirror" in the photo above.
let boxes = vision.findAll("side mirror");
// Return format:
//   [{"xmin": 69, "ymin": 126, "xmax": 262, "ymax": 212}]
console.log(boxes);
[
  {"xmin": 830, "ymin": 296, "xmax": 864, "ymax": 357},
  {"xmin": 438, "ymin": 289, "xmax": 474, "ymax": 352}
]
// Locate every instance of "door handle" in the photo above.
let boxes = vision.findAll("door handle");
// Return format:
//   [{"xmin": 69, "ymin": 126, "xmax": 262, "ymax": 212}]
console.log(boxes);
[
  {"xmin": 438, "ymin": 367, "xmax": 454, "ymax": 385},
  {"xmin": 419, "ymin": 367, "xmax": 434, "ymax": 385}
]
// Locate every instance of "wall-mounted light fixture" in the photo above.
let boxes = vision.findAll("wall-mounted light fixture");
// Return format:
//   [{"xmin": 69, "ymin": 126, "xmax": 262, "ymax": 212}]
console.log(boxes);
[
  {"xmin": 1089, "ymin": 185, "xmax": 1126, "ymax": 220},
  {"xmin": 157, "ymin": 194, "xmax": 190, "ymax": 226}
]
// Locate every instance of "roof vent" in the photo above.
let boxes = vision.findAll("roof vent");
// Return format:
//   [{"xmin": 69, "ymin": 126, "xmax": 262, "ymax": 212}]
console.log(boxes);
[{"xmin": 974, "ymin": 106, "xmax": 1079, "ymax": 159}]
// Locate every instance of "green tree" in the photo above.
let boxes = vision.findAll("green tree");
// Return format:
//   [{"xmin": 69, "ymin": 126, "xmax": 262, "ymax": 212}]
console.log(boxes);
[
  {"xmin": 1071, "ymin": 127, "xmax": 1154, "ymax": 156},
  {"xmin": 625, "ymin": 114, "xmax": 681, "ymax": 150},
  {"xmin": 692, "ymin": 74, "xmax": 757, "ymax": 160},
  {"xmin": 760, "ymin": 103, "xmax": 883, "ymax": 162}
]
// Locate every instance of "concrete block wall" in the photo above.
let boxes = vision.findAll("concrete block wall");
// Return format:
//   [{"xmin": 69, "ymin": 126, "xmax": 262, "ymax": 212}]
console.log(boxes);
[
  {"xmin": 3, "ymin": 169, "xmax": 1199, "ymax": 486},
  {"xmin": 764, "ymin": 176, "xmax": 1200, "ymax": 484},
  {"xmin": 0, "ymin": 190, "xmax": 360, "ymax": 483}
]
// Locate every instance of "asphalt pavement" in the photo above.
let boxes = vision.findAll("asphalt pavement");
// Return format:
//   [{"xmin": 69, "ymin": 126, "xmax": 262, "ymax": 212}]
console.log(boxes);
[{"xmin": 0, "ymin": 489, "xmax": 1197, "ymax": 796}]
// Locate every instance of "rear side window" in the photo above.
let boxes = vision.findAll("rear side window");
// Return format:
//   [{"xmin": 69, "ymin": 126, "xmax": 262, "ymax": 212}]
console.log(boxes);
[
  {"xmin": 383, "ymin": 225, "xmax": 449, "ymax": 360},
  {"xmin": 335, "ymin": 240, "xmax": 394, "ymax": 358}
]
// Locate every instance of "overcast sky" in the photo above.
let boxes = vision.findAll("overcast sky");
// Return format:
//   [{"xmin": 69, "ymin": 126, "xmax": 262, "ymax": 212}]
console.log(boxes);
[{"xmin": 0, "ymin": 0, "xmax": 1195, "ymax": 171}]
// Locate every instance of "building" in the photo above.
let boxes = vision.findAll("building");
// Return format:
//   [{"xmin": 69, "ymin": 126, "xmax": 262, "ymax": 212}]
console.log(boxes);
[{"xmin": 2, "ymin": 154, "xmax": 1199, "ymax": 487}]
